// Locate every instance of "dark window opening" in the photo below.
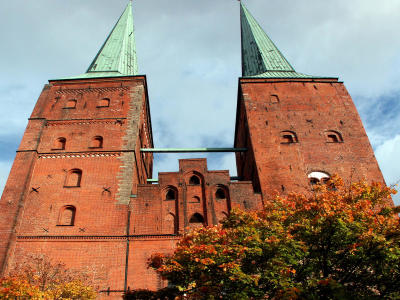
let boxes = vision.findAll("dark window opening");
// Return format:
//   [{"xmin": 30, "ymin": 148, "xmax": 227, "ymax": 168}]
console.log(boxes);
[
  {"xmin": 326, "ymin": 131, "xmax": 343, "ymax": 143},
  {"xmin": 215, "ymin": 188, "xmax": 226, "ymax": 200},
  {"xmin": 189, "ymin": 213, "xmax": 204, "ymax": 224},
  {"xmin": 189, "ymin": 175, "xmax": 200, "ymax": 185},
  {"xmin": 327, "ymin": 134, "xmax": 339, "ymax": 143},
  {"xmin": 282, "ymin": 135, "xmax": 294, "ymax": 143},
  {"xmin": 281, "ymin": 131, "xmax": 298, "ymax": 144},
  {"xmin": 166, "ymin": 189, "xmax": 176, "ymax": 200}
]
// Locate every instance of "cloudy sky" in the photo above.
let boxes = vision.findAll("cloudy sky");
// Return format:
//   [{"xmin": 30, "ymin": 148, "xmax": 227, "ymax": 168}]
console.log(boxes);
[{"xmin": 0, "ymin": 0, "xmax": 399, "ymax": 204}]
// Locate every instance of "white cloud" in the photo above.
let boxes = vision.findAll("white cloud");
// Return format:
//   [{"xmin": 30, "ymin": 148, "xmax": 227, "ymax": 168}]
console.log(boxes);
[
  {"xmin": 0, "ymin": 0, "xmax": 399, "ymax": 200},
  {"xmin": 375, "ymin": 135, "xmax": 400, "ymax": 205}
]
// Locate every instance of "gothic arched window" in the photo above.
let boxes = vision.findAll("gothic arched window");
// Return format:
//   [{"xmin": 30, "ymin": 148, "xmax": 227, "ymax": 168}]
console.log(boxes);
[
  {"xmin": 65, "ymin": 169, "xmax": 82, "ymax": 187},
  {"xmin": 58, "ymin": 206, "xmax": 76, "ymax": 226},
  {"xmin": 189, "ymin": 175, "xmax": 200, "ymax": 185},
  {"xmin": 165, "ymin": 189, "xmax": 177, "ymax": 201},
  {"xmin": 189, "ymin": 213, "xmax": 204, "ymax": 224},
  {"xmin": 215, "ymin": 188, "xmax": 226, "ymax": 200}
]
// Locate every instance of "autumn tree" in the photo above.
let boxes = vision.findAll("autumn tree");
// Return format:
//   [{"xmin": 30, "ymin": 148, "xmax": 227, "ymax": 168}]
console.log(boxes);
[
  {"xmin": 1, "ymin": 254, "xmax": 97, "ymax": 299},
  {"xmin": 149, "ymin": 176, "xmax": 400, "ymax": 299}
]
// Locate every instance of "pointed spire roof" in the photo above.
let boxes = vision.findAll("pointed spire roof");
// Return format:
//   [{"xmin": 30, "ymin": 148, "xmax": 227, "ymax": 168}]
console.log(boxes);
[
  {"xmin": 63, "ymin": 2, "xmax": 138, "ymax": 80},
  {"xmin": 240, "ymin": 2, "xmax": 315, "ymax": 78}
]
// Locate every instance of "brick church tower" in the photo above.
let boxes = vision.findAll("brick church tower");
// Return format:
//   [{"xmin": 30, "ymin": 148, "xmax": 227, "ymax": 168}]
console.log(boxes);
[
  {"xmin": 0, "ymin": 2, "xmax": 155, "ymax": 293},
  {"xmin": 235, "ymin": 3, "xmax": 385, "ymax": 199},
  {"xmin": 0, "ymin": 1, "xmax": 386, "ymax": 297}
]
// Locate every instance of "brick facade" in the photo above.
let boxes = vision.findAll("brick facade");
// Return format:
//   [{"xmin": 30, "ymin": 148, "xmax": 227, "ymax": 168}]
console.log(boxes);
[
  {"xmin": 0, "ymin": 19, "xmax": 388, "ymax": 300},
  {"xmin": 235, "ymin": 78, "xmax": 385, "ymax": 202},
  {"xmin": 0, "ymin": 75, "xmax": 266, "ymax": 297}
]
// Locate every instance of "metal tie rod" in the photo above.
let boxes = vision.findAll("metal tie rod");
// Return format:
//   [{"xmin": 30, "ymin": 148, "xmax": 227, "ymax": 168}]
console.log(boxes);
[
  {"xmin": 147, "ymin": 176, "xmax": 242, "ymax": 183},
  {"xmin": 140, "ymin": 148, "xmax": 247, "ymax": 153}
]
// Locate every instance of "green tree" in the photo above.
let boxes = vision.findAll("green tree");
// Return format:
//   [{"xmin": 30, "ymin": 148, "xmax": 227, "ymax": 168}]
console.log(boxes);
[{"xmin": 149, "ymin": 176, "xmax": 400, "ymax": 299}]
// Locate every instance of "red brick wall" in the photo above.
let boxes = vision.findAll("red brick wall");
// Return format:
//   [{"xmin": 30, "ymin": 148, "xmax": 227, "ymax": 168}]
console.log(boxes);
[
  {"xmin": 131, "ymin": 159, "xmax": 262, "ymax": 236},
  {"xmin": 0, "ymin": 76, "xmax": 154, "ymax": 296},
  {"xmin": 235, "ymin": 78, "xmax": 385, "ymax": 200},
  {"xmin": 2, "ymin": 74, "xmax": 385, "ymax": 297}
]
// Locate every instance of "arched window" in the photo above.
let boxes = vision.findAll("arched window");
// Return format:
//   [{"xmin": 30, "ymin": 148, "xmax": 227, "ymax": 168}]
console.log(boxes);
[
  {"xmin": 189, "ymin": 213, "xmax": 204, "ymax": 224},
  {"xmin": 325, "ymin": 130, "xmax": 343, "ymax": 143},
  {"xmin": 65, "ymin": 169, "xmax": 82, "ymax": 187},
  {"xmin": 189, "ymin": 175, "xmax": 200, "ymax": 185},
  {"xmin": 89, "ymin": 136, "xmax": 103, "ymax": 148},
  {"xmin": 308, "ymin": 171, "xmax": 330, "ymax": 186},
  {"xmin": 65, "ymin": 99, "xmax": 77, "ymax": 109},
  {"xmin": 281, "ymin": 131, "xmax": 298, "ymax": 144},
  {"xmin": 165, "ymin": 189, "xmax": 176, "ymax": 200},
  {"xmin": 53, "ymin": 137, "xmax": 66, "ymax": 150},
  {"xmin": 215, "ymin": 188, "xmax": 226, "ymax": 200},
  {"xmin": 58, "ymin": 206, "xmax": 76, "ymax": 226},
  {"xmin": 97, "ymin": 98, "xmax": 110, "ymax": 107}
]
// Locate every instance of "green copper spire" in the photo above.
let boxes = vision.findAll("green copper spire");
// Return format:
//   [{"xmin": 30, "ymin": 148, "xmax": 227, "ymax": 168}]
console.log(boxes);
[
  {"xmin": 64, "ymin": 2, "xmax": 138, "ymax": 80},
  {"xmin": 240, "ymin": 3, "xmax": 314, "ymax": 78}
]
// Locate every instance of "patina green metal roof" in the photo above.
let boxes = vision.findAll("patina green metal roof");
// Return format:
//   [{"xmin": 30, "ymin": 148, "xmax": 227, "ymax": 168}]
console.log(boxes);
[
  {"xmin": 60, "ymin": 2, "xmax": 138, "ymax": 80},
  {"xmin": 240, "ymin": 3, "xmax": 316, "ymax": 79}
]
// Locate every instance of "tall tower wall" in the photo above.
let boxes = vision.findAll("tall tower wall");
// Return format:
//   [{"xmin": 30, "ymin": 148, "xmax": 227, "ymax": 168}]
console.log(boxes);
[
  {"xmin": 0, "ymin": 76, "xmax": 153, "ymax": 293},
  {"xmin": 235, "ymin": 78, "xmax": 385, "ymax": 198}
]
